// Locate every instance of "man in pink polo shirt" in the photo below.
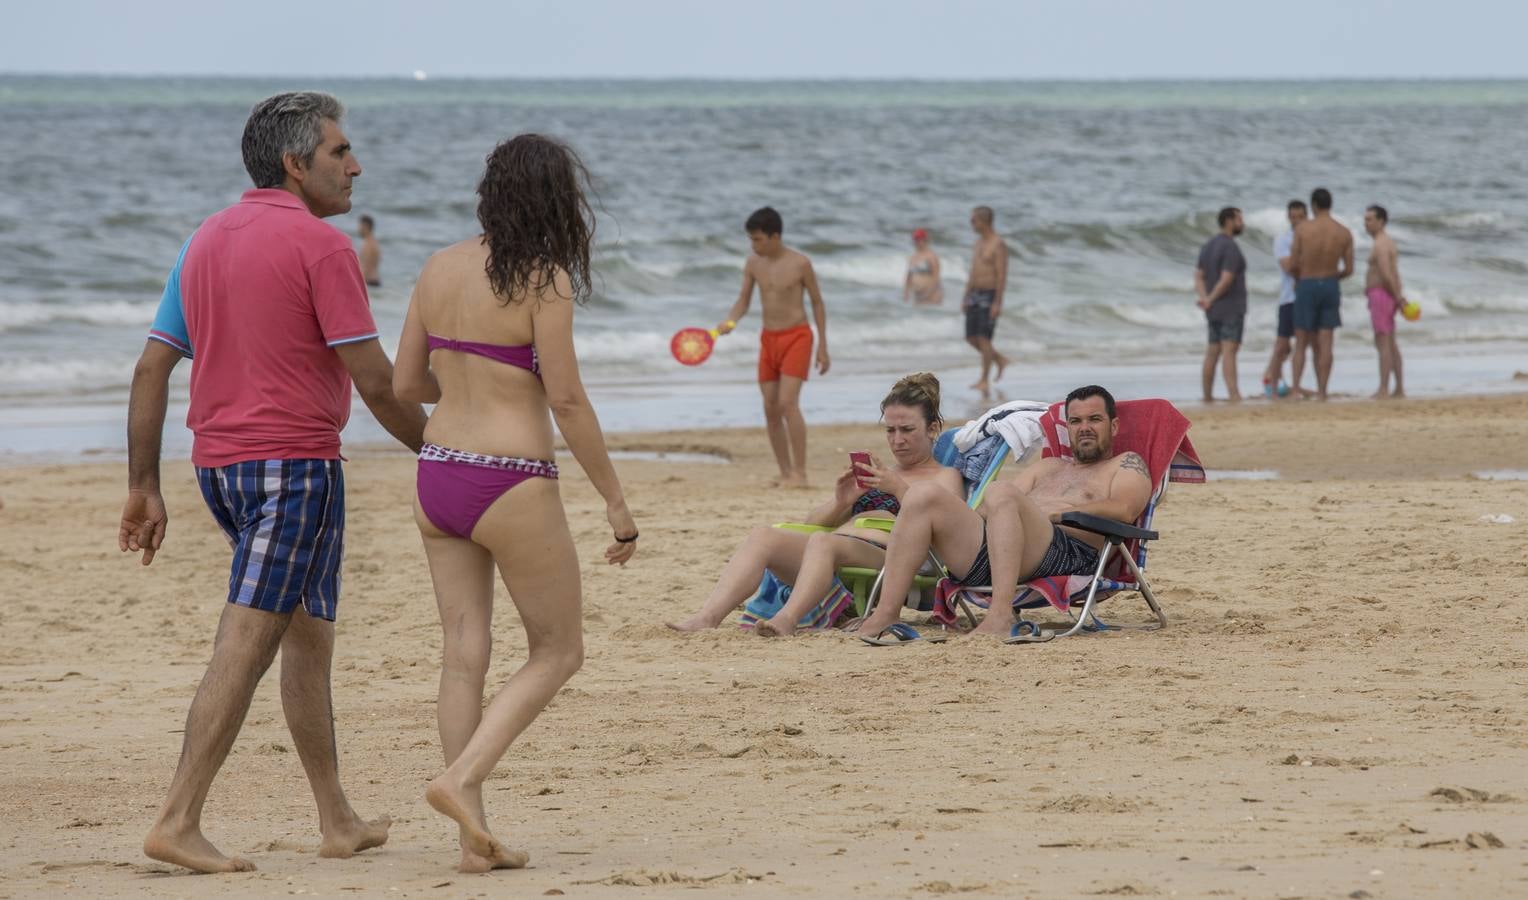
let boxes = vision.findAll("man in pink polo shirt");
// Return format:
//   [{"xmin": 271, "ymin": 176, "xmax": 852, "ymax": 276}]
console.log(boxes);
[{"xmin": 119, "ymin": 92, "xmax": 426, "ymax": 874}]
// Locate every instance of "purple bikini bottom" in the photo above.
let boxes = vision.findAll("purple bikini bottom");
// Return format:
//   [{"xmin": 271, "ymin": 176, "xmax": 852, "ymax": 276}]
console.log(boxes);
[{"xmin": 416, "ymin": 443, "xmax": 559, "ymax": 540}]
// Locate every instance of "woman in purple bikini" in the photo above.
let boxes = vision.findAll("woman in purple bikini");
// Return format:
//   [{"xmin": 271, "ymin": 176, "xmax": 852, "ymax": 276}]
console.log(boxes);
[{"xmin": 393, "ymin": 134, "xmax": 636, "ymax": 874}]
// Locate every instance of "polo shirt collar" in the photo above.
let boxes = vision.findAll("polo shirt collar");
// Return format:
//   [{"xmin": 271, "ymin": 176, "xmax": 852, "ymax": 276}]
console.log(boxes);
[{"xmin": 241, "ymin": 188, "xmax": 310, "ymax": 211}]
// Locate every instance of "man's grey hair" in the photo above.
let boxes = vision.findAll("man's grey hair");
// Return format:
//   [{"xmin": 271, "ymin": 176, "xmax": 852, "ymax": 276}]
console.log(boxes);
[{"xmin": 241, "ymin": 92, "xmax": 345, "ymax": 188}]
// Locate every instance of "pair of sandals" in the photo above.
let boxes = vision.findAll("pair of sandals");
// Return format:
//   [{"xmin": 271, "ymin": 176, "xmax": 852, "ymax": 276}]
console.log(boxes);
[{"xmin": 857, "ymin": 619, "xmax": 1053, "ymax": 646}]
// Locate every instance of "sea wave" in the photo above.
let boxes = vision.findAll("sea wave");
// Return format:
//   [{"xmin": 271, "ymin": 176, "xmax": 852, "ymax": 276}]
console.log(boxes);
[{"xmin": 0, "ymin": 300, "xmax": 159, "ymax": 332}]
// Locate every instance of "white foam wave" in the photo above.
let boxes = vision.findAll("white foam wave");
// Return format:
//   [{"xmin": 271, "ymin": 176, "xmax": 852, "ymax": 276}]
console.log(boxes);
[
  {"xmin": 1110, "ymin": 303, "xmax": 1206, "ymax": 330},
  {"xmin": 812, "ymin": 253, "xmax": 918, "ymax": 288},
  {"xmin": 1438, "ymin": 291, "xmax": 1528, "ymax": 314},
  {"xmin": 1435, "ymin": 211, "xmax": 1505, "ymax": 228},
  {"xmin": 0, "ymin": 300, "xmax": 158, "ymax": 332},
  {"xmin": 1240, "ymin": 207, "xmax": 1293, "ymax": 238},
  {"xmin": 0, "ymin": 356, "xmax": 137, "ymax": 393}
]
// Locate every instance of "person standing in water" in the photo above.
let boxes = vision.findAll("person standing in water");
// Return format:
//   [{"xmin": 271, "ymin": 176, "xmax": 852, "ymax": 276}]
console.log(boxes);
[
  {"xmin": 903, "ymin": 228, "xmax": 943, "ymax": 305},
  {"xmin": 357, "ymin": 214, "xmax": 381, "ymax": 287},
  {"xmin": 1363, "ymin": 204, "xmax": 1406, "ymax": 398},
  {"xmin": 962, "ymin": 206, "xmax": 1011, "ymax": 394}
]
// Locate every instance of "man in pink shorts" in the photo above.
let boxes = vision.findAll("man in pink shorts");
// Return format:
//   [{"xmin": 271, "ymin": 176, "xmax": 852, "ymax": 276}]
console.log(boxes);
[{"xmin": 1363, "ymin": 205, "xmax": 1405, "ymax": 399}]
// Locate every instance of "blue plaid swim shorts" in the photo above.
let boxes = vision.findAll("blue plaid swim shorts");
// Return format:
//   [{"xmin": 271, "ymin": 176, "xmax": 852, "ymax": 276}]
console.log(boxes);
[{"xmin": 196, "ymin": 458, "xmax": 346, "ymax": 621}]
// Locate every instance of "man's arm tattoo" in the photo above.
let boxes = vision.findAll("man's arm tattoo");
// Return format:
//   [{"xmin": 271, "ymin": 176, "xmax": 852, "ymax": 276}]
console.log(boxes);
[{"xmin": 1119, "ymin": 452, "xmax": 1149, "ymax": 478}]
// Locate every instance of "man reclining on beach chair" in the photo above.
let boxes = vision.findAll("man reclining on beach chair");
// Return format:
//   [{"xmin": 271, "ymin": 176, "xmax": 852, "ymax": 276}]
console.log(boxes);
[{"xmin": 854, "ymin": 384, "xmax": 1152, "ymax": 641}]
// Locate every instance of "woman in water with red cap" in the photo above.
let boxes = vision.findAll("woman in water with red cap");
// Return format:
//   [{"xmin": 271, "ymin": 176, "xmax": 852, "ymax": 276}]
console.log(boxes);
[{"xmin": 903, "ymin": 228, "xmax": 943, "ymax": 305}]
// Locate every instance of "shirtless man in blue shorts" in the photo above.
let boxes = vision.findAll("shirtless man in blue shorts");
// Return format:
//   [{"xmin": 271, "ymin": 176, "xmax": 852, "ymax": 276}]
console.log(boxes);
[{"xmin": 1288, "ymin": 187, "xmax": 1355, "ymax": 401}]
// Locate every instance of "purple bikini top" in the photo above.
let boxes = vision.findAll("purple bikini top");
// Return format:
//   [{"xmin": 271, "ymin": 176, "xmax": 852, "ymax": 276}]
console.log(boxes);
[{"xmin": 427, "ymin": 334, "xmax": 540, "ymax": 378}]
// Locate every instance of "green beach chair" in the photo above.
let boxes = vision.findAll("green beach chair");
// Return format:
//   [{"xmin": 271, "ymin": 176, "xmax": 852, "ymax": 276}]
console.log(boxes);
[{"xmin": 771, "ymin": 428, "xmax": 1014, "ymax": 619}]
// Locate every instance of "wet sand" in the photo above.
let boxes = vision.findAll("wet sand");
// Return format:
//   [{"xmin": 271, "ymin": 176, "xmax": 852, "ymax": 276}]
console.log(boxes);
[{"xmin": 1, "ymin": 393, "xmax": 1525, "ymax": 898}]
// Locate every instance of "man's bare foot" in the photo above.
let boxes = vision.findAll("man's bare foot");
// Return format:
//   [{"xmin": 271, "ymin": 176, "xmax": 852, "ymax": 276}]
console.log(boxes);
[
  {"xmin": 1227, "ymin": 394, "xmax": 1242, "ymax": 403},
  {"xmin": 318, "ymin": 814, "xmax": 391, "ymax": 859},
  {"xmin": 426, "ymin": 777, "xmax": 500, "ymax": 859},
  {"xmin": 459, "ymin": 843, "xmax": 530, "ymax": 874},
  {"xmin": 1297, "ymin": 387, "xmax": 1317, "ymax": 398},
  {"xmin": 144, "ymin": 821, "xmax": 256, "ymax": 874},
  {"xmin": 966, "ymin": 619, "xmax": 1014, "ymax": 639},
  {"xmin": 755, "ymin": 618, "xmax": 794, "ymax": 638},
  {"xmin": 1201, "ymin": 395, "xmax": 1215, "ymax": 404},
  {"xmin": 779, "ymin": 472, "xmax": 808, "ymax": 489},
  {"xmin": 1391, "ymin": 389, "xmax": 1405, "ymax": 398},
  {"xmin": 970, "ymin": 379, "xmax": 989, "ymax": 393}
]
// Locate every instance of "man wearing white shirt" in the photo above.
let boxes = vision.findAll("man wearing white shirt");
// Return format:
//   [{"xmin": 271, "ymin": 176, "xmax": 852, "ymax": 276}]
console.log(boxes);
[{"xmin": 1263, "ymin": 199, "xmax": 1308, "ymax": 397}]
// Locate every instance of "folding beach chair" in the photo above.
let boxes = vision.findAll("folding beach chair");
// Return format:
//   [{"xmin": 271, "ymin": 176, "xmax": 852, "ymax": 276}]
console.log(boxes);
[
  {"xmin": 833, "ymin": 428, "xmax": 1013, "ymax": 616},
  {"xmin": 926, "ymin": 398, "xmax": 1204, "ymax": 642}
]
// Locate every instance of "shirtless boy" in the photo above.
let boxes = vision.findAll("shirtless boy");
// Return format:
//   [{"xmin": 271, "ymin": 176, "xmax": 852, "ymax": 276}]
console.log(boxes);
[
  {"xmin": 962, "ymin": 206, "xmax": 1011, "ymax": 394},
  {"xmin": 855, "ymin": 384, "xmax": 1152, "ymax": 641},
  {"xmin": 718, "ymin": 207, "xmax": 830, "ymax": 487},
  {"xmin": 1363, "ymin": 205, "xmax": 1405, "ymax": 398},
  {"xmin": 357, "ymin": 214, "xmax": 381, "ymax": 287},
  {"xmin": 1287, "ymin": 188, "xmax": 1355, "ymax": 401}
]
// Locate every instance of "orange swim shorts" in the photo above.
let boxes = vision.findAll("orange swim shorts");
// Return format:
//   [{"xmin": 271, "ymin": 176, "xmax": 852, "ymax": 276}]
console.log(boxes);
[{"xmin": 757, "ymin": 323, "xmax": 814, "ymax": 382}]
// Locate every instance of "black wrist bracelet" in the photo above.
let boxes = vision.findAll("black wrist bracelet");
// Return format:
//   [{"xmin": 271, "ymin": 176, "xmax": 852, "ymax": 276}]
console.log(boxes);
[{"xmin": 615, "ymin": 532, "xmax": 639, "ymax": 543}]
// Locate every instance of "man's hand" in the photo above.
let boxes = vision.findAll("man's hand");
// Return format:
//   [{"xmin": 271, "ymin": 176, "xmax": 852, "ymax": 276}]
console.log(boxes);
[
  {"xmin": 990, "ymin": 302, "xmax": 1003, "ymax": 321},
  {"xmin": 815, "ymin": 344, "xmax": 831, "ymax": 375},
  {"xmin": 119, "ymin": 489, "xmax": 168, "ymax": 565},
  {"xmin": 1195, "ymin": 294, "xmax": 1210, "ymax": 311}
]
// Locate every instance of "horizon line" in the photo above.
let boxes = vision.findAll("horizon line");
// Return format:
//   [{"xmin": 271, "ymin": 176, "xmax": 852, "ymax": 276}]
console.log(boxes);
[{"xmin": 5, "ymin": 71, "xmax": 1528, "ymax": 84}]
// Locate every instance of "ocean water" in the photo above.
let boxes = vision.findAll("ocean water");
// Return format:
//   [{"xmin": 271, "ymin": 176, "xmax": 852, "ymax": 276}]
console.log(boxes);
[{"xmin": 3, "ymin": 76, "xmax": 1527, "ymax": 458}]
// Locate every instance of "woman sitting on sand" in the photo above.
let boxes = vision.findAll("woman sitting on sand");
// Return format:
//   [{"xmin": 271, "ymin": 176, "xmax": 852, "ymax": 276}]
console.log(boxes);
[
  {"xmin": 668, "ymin": 373, "xmax": 961, "ymax": 636},
  {"xmin": 393, "ymin": 134, "xmax": 638, "ymax": 874}
]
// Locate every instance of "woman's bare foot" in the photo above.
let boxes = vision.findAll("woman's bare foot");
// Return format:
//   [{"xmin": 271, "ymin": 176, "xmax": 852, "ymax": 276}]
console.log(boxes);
[
  {"xmin": 426, "ymin": 776, "xmax": 500, "ymax": 859},
  {"xmin": 318, "ymin": 814, "xmax": 392, "ymax": 858},
  {"xmin": 459, "ymin": 842, "xmax": 530, "ymax": 874},
  {"xmin": 665, "ymin": 615, "xmax": 717, "ymax": 632},
  {"xmin": 755, "ymin": 618, "xmax": 794, "ymax": 638},
  {"xmin": 144, "ymin": 821, "xmax": 256, "ymax": 873}
]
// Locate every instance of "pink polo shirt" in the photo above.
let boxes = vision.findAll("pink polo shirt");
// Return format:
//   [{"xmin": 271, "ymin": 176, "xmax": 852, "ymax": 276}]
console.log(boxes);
[{"xmin": 148, "ymin": 189, "xmax": 378, "ymax": 468}]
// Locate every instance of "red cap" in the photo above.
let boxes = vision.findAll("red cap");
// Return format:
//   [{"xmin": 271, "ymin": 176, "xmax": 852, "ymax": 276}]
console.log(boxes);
[{"xmin": 912, "ymin": 228, "xmax": 928, "ymax": 241}]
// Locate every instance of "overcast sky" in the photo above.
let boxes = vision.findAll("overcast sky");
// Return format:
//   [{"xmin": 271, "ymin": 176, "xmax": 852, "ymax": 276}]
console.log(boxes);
[{"xmin": 5, "ymin": 0, "xmax": 1525, "ymax": 80}]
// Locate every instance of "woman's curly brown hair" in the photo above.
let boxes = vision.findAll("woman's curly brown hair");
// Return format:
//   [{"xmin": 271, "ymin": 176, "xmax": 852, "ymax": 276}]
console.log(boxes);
[{"xmin": 476, "ymin": 134, "xmax": 595, "ymax": 304}]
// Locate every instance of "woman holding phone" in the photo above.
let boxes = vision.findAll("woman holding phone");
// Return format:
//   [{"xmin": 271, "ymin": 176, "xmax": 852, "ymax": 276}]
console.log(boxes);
[{"xmin": 667, "ymin": 373, "xmax": 960, "ymax": 636}]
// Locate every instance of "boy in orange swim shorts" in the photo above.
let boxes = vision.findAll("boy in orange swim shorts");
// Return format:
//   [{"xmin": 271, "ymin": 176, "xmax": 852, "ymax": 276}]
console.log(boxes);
[{"xmin": 717, "ymin": 207, "xmax": 831, "ymax": 487}]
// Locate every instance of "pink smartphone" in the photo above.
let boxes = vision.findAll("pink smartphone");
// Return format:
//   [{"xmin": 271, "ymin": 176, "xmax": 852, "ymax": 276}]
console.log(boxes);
[{"xmin": 849, "ymin": 451, "xmax": 873, "ymax": 489}]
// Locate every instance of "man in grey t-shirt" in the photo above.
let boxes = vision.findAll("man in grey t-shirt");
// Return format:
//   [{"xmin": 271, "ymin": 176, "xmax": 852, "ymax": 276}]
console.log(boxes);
[{"xmin": 1194, "ymin": 207, "xmax": 1247, "ymax": 402}]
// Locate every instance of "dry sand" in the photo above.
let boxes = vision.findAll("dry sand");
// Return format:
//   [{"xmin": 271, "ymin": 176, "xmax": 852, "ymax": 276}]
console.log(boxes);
[{"xmin": 2, "ymin": 393, "xmax": 1526, "ymax": 898}]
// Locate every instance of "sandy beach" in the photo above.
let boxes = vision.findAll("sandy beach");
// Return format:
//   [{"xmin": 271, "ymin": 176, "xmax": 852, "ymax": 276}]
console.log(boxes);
[{"xmin": 2, "ymin": 393, "xmax": 1526, "ymax": 898}]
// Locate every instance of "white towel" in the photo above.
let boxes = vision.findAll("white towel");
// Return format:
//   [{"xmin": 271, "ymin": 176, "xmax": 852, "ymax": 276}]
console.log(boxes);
[{"xmin": 953, "ymin": 400, "xmax": 1050, "ymax": 458}]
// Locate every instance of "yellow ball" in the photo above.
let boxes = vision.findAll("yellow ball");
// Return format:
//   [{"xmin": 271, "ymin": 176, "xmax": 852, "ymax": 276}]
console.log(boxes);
[{"xmin": 1401, "ymin": 301, "xmax": 1421, "ymax": 322}]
